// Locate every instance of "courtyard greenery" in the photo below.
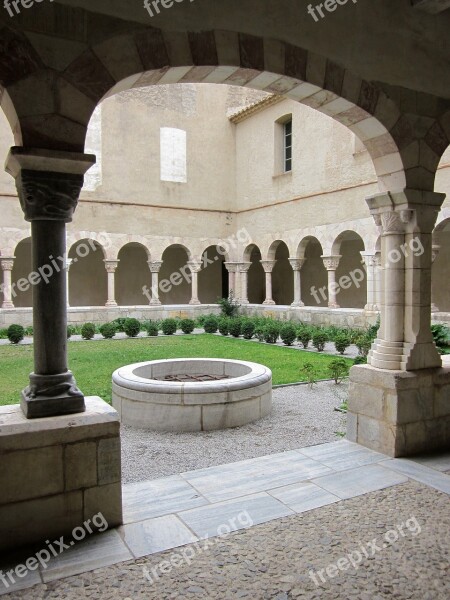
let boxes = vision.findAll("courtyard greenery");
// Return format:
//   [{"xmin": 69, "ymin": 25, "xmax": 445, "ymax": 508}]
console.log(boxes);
[{"xmin": 0, "ymin": 335, "xmax": 353, "ymax": 406}]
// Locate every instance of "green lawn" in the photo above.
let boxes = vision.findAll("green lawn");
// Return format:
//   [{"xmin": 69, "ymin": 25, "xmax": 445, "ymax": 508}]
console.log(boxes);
[{"xmin": 0, "ymin": 335, "xmax": 352, "ymax": 406}]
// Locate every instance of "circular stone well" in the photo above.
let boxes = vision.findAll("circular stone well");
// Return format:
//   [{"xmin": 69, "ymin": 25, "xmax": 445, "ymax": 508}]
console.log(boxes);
[{"xmin": 112, "ymin": 358, "xmax": 272, "ymax": 431}]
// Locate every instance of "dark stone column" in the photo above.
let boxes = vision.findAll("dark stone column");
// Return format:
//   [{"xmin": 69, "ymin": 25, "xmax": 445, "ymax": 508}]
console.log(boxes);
[{"xmin": 6, "ymin": 147, "xmax": 95, "ymax": 418}]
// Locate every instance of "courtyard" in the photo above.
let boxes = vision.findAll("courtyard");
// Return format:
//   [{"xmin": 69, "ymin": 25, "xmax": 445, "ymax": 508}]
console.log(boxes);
[{"xmin": 0, "ymin": 0, "xmax": 450, "ymax": 598}]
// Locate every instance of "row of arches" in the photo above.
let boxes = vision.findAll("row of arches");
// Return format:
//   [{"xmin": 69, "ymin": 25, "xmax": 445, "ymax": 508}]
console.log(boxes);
[{"xmin": 2, "ymin": 222, "xmax": 450, "ymax": 311}]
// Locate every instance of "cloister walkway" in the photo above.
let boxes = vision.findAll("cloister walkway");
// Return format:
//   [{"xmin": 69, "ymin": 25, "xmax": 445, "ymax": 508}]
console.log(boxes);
[{"xmin": 1, "ymin": 439, "xmax": 449, "ymax": 598}]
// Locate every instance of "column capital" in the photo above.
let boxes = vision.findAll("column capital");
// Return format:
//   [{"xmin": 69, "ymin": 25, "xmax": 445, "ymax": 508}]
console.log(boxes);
[
  {"xmin": 237, "ymin": 262, "xmax": 252, "ymax": 273},
  {"xmin": 187, "ymin": 260, "xmax": 202, "ymax": 273},
  {"xmin": 321, "ymin": 255, "xmax": 341, "ymax": 271},
  {"xmin": 0, "ymin": 257, "xmax": 15, "ymax": 271},
  {"xmin": 288, "ymin": 258, "xmax": 306, "ymax": 271},
  {"xmin": 224, "ymin": 262, "xmax": 240, "ymax": 273},
  {"xmin": 104, "ymin": 259, "xmax": 119, "ymax": 273},
  {"xmin": 367, "ymin": 189, "xmax": 445, "ymax": 234},
  {"xmin": 360, "ymin": 252, "xmax": 378, "ymax": 268},
  {"xmin": 6, "ymin": 147, "xmax": 96, "ymax": 223},
  {"xmin": 148, "ymin": 260, "xmax": 163, "ymax": 273},
  {"xmin": 260, "ymin": 260, "xmax": 276, "ymax": 273}
]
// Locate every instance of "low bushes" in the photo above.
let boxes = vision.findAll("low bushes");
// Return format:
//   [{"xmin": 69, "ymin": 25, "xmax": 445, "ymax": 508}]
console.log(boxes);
[
  {"xmin": 161, "ymin": 318, "xmax": 178, "ymax": 335},
  {"xmin": 297, "ymin": 326, "xmax": 312, "ymax": 349},
  {"xmin": 241, "ymin": 320, "xmax": 255, "ymax": 340},
  {"xmin": 81, "ymin": 322, "xmax": 96, "ymax": 340},
  {"xmin": 99, "ymin": 323, "xmax": 117, "ymax": 339},
  {"xmin": 312, "ymin": 330, "xmax": 328, "ymax": 352},
  {"xmin": 334, "ymin": 333, "xmax": 351, "ymax": 355},
  {"xmin": 218, "ymin": 318, "xmax": 229, "ymax": 336},
  {"xmin": 180, "ymin": 318, "xmax": 195, "ymax": 334},
  {"xmin": 7, "ymin": 324, "xmax": 24, "ymax": 344},
  {"xmin": 146, "ymin": 321, "xmax": 159, "ymax": 337},
  {"xmin": 203, "ymin": 316, "xmax": 219, "ymax": 334},
  {"xmin": 280, "ymin": 323, "xmax": 296, "ymax": 346},
  {"xmin": 123, "ymin": 318, "xmax": 141, "ymax": 338},
  {"xmin": 228, "ymin": 318, "xmax": 242, "ymax": 338},
  {"xmin": 263, "ymin": 322, "xmax": 280, "ymax": 344}
]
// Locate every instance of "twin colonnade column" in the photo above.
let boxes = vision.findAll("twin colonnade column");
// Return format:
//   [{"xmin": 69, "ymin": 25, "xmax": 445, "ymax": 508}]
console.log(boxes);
[
  {"xmin": 321, "ymin": 255, "xmax": 341, "ymax": 308},
  {"xmin": 0, "ymin": 257, "xmax": 15, "ymax": 308},
  {"xmin": 5, "ymin": 147, "xmax": 96, "ymax": 418}
]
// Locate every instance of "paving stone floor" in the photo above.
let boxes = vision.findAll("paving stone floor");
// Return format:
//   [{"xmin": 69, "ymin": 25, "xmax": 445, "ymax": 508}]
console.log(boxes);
[{"xmin": 1, "ymin": 442, "xmax": 449, "ymax": 599}]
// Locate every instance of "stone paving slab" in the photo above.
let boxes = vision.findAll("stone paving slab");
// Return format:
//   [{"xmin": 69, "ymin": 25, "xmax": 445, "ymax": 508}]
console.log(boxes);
[{"xmin": 1, "ymin": 440, "xmax": 449, "ymax": 597}]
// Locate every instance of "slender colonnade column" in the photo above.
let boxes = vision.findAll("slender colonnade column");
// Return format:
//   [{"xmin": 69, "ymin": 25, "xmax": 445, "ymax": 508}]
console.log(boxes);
[
  {"xmin": 322, "ymin": 255, "xmax": 341, "ymax": 308},
  {"xmin": 289, "ymin": 258, "xmax": 305, "ymax": 307},
  {"xmin": 148, "ymin": 260, "xmax": 163, "ymax": 305},
  {"xmin": 104, "ymin": 260, "xmax": 119, "ymax": 307},
  {"xmin": 237, "ymin": 262, "xmax": 251, "ymax": 305},
  {"xmin": 188, "ymin": 261, "xmax": 202, "ymax": 305},
  {"xmin": 0, "ymin": 257, "xmax": 15, "ymax": 308},
  {"xmin": 260, "ymin": 260, "xmax": 276, "ymax": 305}
]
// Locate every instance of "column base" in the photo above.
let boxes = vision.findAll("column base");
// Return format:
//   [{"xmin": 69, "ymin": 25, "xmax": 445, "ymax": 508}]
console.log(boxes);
[
  {"xmin": 348, "ymin": 363, "xmax": 450, "ymax": 457},
  {"xmin": 105, "ymin": 301, "xmax": 118, "ymax": 307},
  {"xmin": 328, "ymin": 303, "xmax": 340, "ymax": 309},
  {"xmin": 2, "ymin": 301, "xmax": 14, "ymax": 309},
  {"xmin": 189, "ymin": 299, "xmax": 201, "ymax": 306},
  {"xmin": 149, "ymin": 299, "xmax": 162, "ymax": 306},
  {"xmin": 364, "ymin": 304, "xmax": 379, "ymax": 313},
  {"xmin": 368, "ymin": 339, "xmax": 442, "ymax": 371},
  {"xmin": 263, "ymin": 299, "xmax": 276, "ymax": 305},
  {"xmin": 291, "ymin": 302, "xmax": 305, "ymax": 308},
  {"xmin": 21, "ymin": 372, "xmax": 86, "ymax": 419}
]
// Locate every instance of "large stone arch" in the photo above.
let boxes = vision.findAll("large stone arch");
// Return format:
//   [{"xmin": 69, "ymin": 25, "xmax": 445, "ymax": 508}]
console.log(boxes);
[{"xmin": 1, "ymin": 24, "xmax": 423, "ymax": 192}]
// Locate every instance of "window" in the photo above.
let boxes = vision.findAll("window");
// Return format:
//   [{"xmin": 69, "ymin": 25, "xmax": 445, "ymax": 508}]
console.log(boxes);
[
  {"xmin": 160, "ymin": 127, "xmax": 187, "ymax": 183},
  {"xmin": 284, "ymin": 119, "xmax": 292, "ymax": 172}
]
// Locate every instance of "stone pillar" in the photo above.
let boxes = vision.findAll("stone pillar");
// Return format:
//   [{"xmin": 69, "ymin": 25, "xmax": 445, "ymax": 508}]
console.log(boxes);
[
  {"xmin": 361, "ymin": 253, "xmax": 378, "ymax": 312},
  {"xmin": 366, "ymin": 190, "xmax": 444, "ymax": 371},
  {"xmin": 348, "ymin": 190, "xmax": 449, "ymax": 458},
  {"xmin": 5, "ymin": 147, "xmax": 95, "ymax": 418},
  {"xmin": 104, "ymin": 260, "xmax": 119, "ymax": 307},
  {"xmin": 65, "ymin": 257, "xmax": 73, "ymax": 308},
  {"xmin": 322, "ymin": 256, "xmax": 341, "ymax": 308},
  {"xmin": 431, "ymin": 245, "xmax": 440, "ymax": 313},
  {"xmin": 260, "ymin": 260, "xmax": 276, "ymax": 305},
  {"xmin": 289, "ymin": 258, "xmax": 305, "ymax": 307},
  {"xmin": 224, "ymin": 262, "xmax": 239, "ymax": 296},
  {"xmin": 0, "ymin": 257, "xmax": 15, "ymax": 308},
  {"xmin": 148, "ymin": 260, "xmax": 163, "ymax": 305},
  {"xmin": 238, "ymin": 262, "xmax": 251, "ymax": 305},
  {"xmin": 188, "ymin": 261, "xmax": 202, "ymax": 305}
]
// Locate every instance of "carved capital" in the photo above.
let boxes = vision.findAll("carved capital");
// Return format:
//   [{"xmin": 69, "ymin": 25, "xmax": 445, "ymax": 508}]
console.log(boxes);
[
  {"xmin": 360, "ymin": 253, "xmax": 377, "ymax": 268},
  {"xmin": 224, "ymin": 262, "xmax": 240, "ymax": 273},
  {"xmin": 237, "ymin": 262, "xmax": 252, "ymax": 273},
  {"xmin": 187, "ymin": 261, "xmax": 202, "ymax": 273},
  {"xmin": 289, "ymin": 258, "xmax": 306, "ymax": 271},
  {"xmin": 0, "ymin": 257, "xmax": 14, "ymax": 271},
  {"xmin": 148, "ymin": 260, "xmax": 163, "ymax": 273},
  {"xmin": 374, "ymin": 252, "xmax": 382, "ymax": 268},
  {"xmin": 322, "ymin": 255, "xmax": 341, "ymax": 271},
  {"xmin": 260, "ymin": 260, "xmax": 276, "ymax": 273},
  {"xmin": 104, "ymin": 259, "xmax": 119, "ymax": 273}
]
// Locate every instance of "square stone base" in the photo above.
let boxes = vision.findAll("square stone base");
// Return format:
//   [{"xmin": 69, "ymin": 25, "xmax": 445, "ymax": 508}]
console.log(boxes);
[
  {"xmin": 0, "ymin": 397, "xmax": 122, "ymax": 552},
  {"xmin": 348, "ymin": 364, "xmax": 450, "ymax": 457}
]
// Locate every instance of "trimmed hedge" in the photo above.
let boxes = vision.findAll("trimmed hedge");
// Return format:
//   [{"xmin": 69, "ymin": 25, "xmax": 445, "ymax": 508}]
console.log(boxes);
[
  {"xmin": 161, "ymin": 318, "xmax": 178, "ymax": 335},
  {"xmin": 81, "ymin": 323, "xmax": 96, "ymax": 340},
  {"xmin": 7, "ymin": 324, "xmax": 24, "ymax": 344}
]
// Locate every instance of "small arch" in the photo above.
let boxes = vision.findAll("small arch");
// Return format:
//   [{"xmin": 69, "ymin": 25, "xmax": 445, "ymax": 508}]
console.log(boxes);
[
  {"xmin": 160, "ymin": 244, "xmax": 192, "ymax": 304},
  {"xmin": 68, "ymin": 239, "xmax": 107, "ymax": 307},
  {"xmin": 332, "ymin": 231, "xmax": 367, "ymax": 309},
  {"xmin": 271, "ymin": 241, "xmax": 294, "ymax": 305},
  {"xmin": 297, "ymin": 237, "xmax": 328, "ymax": 307},
  {"xmin": 116, "ymin": 243, "xmax": 151, "ymax": 306},
  {"xmin": 198, "ymin": 245, "xmax": 228, "ymax": 304},
  {"xmin": 244, "ymin": 244, "xmax": 265, "ymax": 304}
]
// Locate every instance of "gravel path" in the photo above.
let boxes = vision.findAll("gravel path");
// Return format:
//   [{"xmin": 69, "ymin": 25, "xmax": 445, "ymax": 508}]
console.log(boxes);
[
  {"xmin": 121, "ymin": 381, "xmax": 348, "ymax": 483},
  {"xmin": 8, "ymin": 480, "xmax": 449, "ymax": 599}
]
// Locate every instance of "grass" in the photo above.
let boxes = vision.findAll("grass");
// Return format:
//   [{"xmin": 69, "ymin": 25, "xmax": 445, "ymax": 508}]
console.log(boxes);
[{"xmin": 0, "ymin": 335, "xmax": 353, "ymax": 406}]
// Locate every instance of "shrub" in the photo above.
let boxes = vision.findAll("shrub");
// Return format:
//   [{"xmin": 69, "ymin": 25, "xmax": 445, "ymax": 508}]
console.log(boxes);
[
  {"xmin": 218, "ymin": 318, "xmax": 229, "ymax": 336},
  {"xmin": 355, "ymin": 333, "xmax": 372, "ymax": 357},
  {"xmin": 161, "ymin": 318, "xmax": 178, "ymax": 335},
  {"xmin": 99, "ymin": 322, "xmax": 117, "ymax": 339},
  {"xmin": 241, "ymin": 320, "xmax": 256, "ymax": 340},
  {"xmin": 280, "ymin": 323, "xmax": 297, "ymax": 346},
  {"xmin": 367, "ymin": 316, "xmax": 380, "ymax": 341},
  {"xmin": 297, "ymin": 327, "xmax": 312, "ymax": 349},
  {"xmin": 334, "ymin": 333, "xmax": 351, "ymax": 355},
  {"xmin": 67, "ymin": 325, "xmax": 76, "ymax": 339},
  {"xmin": 24, "ymin": 326, "xmax": 33, "ymax": 336},
  {"xmin": 255, "ymin": 326, "xmax": 265, "ymax": 342},
  {"xmin": 328, "ymin": 358, "xmax": 350, "ymax": 384},
  {"xmin": 263, "ymin": 322, "xmax": 280, "ymax": 344},
  {"xmin": 123, "ymin": 318, "xmax": 141, "ymax": 338},
  {"xmin": 180, "ymin": 318, "xmax": 195, "ymax": 334},
  {"xmin": 300, "ymin": 363, "xmax": 318, "ymax": 389},
  {"xmin": 81, "ymin": 322, "xmax": 96, "ymax": 340},
  {"xmin": 203, "ymin": 316, "xmax": 219, "ymax": 334},
  {"xmin": 228, "ymin": 318, "xmax": 242, "ymax": 338},
  {"xmin": 312, "ymin": 331, "xmax": 328, "ymax": 352},
  {"xmin": 217, "ymin": 291, "xmax": 240, "ymax": 317},
  {"xmin": 353, "ymin": 355, "xmax": 367, "ymax": 365},
  {"xmin": 146, "ymin": 321, "xmax": 159, "ymax": 337},
  {"xmin": 111, "ymin": 317, "xmax": 127, "ymax": 332},
  {"xmin": 0, "ymin": 328, "xmax": 8, "ymax": 339},
  {"xmin": 431, "ymin": 324, "xmax": 450, "ymax": 354},
  {"xmin": 7, "ymin": 324, "xmax": 24, "ymax": 344}
]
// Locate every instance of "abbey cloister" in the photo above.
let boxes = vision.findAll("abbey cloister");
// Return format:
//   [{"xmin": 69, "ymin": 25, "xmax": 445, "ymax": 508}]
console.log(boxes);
[{"xmin": 0, "ymin": 1, "xmax": 449, "ymax": 589}]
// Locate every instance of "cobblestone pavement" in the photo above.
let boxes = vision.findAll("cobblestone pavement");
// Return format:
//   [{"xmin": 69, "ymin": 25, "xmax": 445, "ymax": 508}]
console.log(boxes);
[{"xmin": 5, "ymin": 480, "xmax": 449, "ymax": 600}]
